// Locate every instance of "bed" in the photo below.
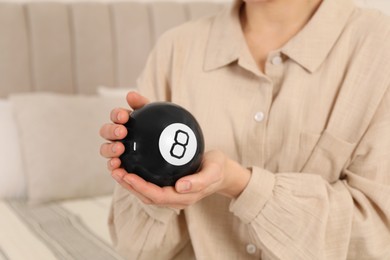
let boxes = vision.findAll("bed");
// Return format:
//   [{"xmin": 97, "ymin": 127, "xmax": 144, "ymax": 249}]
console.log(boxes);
[
  {"xmin": 0, "ymin": 196, "xmax": 121, "ymax": 260},
  {"xmin": 0, "ymin": 0, "xmax": 388, "ymax": 259},
  {"xmin": 0, "ymin": 1, "xmax": 227, "ymax": 259}
]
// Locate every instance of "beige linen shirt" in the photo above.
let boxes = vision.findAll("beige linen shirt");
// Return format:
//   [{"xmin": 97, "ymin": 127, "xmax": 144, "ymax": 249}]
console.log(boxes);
[{"xmin": 109, "ymin": 0, "xmax": 390, "ymax": 259}]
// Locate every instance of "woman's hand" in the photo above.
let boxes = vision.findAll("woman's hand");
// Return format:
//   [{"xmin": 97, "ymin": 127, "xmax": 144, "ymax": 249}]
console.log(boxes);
[
  {"xmin": 111, "ymin": 150, "xmax": 251, "ymax": 209},
  {"xmin": 99, "ymin": 92, "xmax": 251, "ymax": 209},
  {"xmin": 99, "ymin": 91, "xmax": 149, "ymax": 169}
]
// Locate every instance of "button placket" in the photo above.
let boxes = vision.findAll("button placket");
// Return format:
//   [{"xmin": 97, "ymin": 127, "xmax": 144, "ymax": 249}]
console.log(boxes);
[
  {"xmin": 241, "ymin": 76, "xmax": 272, "ymax": 168},
  {"xmin": 266, "ymin": 52, "xmax": 284, "ymax": 98}
]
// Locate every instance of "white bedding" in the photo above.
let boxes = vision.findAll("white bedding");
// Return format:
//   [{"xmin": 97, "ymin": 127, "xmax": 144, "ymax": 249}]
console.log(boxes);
[{"xmin": 0, "ymin": 196, "xmax": 123, "ymax": 260}]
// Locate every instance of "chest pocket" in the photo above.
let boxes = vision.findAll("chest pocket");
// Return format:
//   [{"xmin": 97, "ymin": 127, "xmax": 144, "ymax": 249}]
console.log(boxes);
[{"xmin": 301, "ymin": 130, "xmax": 356, "ymax": 183}]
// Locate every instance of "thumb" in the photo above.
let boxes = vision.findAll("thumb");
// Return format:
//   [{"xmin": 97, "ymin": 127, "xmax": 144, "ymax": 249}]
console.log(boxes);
[
  {"xmin": 126, "ymin": 91, "xmax": 150, "ymax": 110},
  {"xmin": 175, "ymin": 151, "xmax": 226, "ymax": 193}
]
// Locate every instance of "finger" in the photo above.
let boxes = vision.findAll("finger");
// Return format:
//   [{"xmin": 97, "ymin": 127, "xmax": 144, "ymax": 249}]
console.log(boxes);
[
  {"xmin": 126, "ymin": 91, "xmax": 150, "ymax": 110},
  {"xmin": 100, "ymin": 123, "xmax": 127, "ymax": 141},
  {"xmin": 111, "ymin": 169, "xmax": 153, "ymax": 204},
  {"xmin": 122, "ymin": 174, "xmax": 189, "ymax": 208},
  {"xmin": 110, "ymin": 108, "xmax": 131, "ymax": 124},
  {"xmin": 111, "ymin": 168, "xmax": 131, "ymax": 188},
  {"xmin": 175, "ymin": 162, "xmax": 223, "ymax": 194},
  {"xmin": 123, "ymin": 174, "xmax": 181, "ymax": 205},
  {"xmin": 107, "ymin": 158, "xmax": 121, "ymax": 171},
  {"xmin": 100, "ymin": 142, "xmax": 125, "ymax": 158}
]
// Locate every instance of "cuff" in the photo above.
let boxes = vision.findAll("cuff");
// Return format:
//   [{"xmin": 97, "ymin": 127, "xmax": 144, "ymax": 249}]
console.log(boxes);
[
  {"xmin": 137, "ymin": 200, "xmax": 181, "ymax": 224},
  {"xmin": 115, "ymin": 183, "xmax": 180, "ymax": 224},
  {"xmin": 229, "ymin": 166, "xmax": 275, "ymax": 224}
]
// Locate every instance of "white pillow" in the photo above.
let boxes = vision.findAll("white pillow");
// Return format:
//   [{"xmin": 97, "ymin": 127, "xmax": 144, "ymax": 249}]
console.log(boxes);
[
  {"xmin": 10, "ymin": 93, "xmax": 122, "ymax": 204},
  {"xmin": 0, "ymin": 99, "xmax": 26, "ymax": 198},
  {"xmin": 97, "ymin": 86, "xmax": 137, "ymax": 99}
]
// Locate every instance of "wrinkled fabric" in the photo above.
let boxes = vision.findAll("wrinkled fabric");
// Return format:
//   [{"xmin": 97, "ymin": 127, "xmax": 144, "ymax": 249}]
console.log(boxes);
[{"xmin": 109, "ymin": 0, "xmax": 390, "ymax": 259}]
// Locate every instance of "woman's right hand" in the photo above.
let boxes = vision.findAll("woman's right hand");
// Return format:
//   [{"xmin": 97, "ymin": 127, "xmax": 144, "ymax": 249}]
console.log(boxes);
[{"xmin": 99, "ymin": 91, "xmax": 149, "ymax": 177}]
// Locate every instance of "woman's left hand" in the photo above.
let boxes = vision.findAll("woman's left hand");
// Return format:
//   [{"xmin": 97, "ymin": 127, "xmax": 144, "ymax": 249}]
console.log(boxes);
[{"xmin": 111, "ymin": 150, "xmax": 251, "ymax": 209}]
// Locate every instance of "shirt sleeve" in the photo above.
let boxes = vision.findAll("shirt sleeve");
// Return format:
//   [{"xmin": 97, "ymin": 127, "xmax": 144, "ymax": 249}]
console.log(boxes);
[
  {"xmin": 229, "ymin": 86, "xmax": 390, "ymax": 259},
  {"xmin": 108, "ymin": 31, "xmax": 191, "ymax": 259},
  {"xmin": 108, "ymin": 185, "xmax": 190, "ymax": 260},
  {"xmin": 135, "ymin": 30, "xmax": 174, "ymax": 103}
]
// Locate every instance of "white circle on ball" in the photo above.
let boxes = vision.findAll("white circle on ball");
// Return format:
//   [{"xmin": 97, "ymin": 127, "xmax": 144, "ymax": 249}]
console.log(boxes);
[{"xmin": 159, "ymin": 123, "xmax": 197, "ymax": 166}]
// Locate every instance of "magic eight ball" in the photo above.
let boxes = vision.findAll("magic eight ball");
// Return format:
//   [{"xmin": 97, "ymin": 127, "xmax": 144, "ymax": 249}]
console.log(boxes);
[{"xmin": 120, "ymin": 102, "xmax": 205, "ymax": 187}]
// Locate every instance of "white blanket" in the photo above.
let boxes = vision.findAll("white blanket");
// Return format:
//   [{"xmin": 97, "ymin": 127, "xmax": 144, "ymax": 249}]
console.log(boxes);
[{"xmin": 0, "ymin": 196, "xmax": 123, "ymax": 260}]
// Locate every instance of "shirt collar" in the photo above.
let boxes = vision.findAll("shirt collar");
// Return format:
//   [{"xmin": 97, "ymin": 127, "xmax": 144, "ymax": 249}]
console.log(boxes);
[
  {"xmin": 204, "ymin": 0, "xmax": 356, "ymax": 73},
  {"xmin": 282, "ymin": 0, "xmax": 355, "ymax": 72},
  {"xmin": 204, "ymin": 0, "xmax": 243, "ymax": 71}
]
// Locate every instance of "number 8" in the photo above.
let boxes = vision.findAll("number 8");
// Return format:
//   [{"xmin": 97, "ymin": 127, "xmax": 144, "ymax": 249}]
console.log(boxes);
[{"xmin": 170, "ymin": 130, "xmax": 189, "ymax": 159}]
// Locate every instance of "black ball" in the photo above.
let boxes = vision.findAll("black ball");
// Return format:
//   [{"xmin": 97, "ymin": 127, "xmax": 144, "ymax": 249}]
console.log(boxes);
[{"xmin": 120, "ymin": 102, "xmax": 205, "ymax": 187}]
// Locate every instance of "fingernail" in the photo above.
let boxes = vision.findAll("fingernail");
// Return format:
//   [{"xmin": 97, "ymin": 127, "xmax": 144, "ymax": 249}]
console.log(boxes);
[
  {"xmin": 177, "ymin": 180, "xmax": 191, "ymax": 193},
  {"xmin": 114, "ymin": 127, "xmax": 121, "ymax": 137},
  {"xmin": 110, "ymin": 159, "xmax": 115, "ymax": 167},
  {"xmin": 116, "ymin": 109, "xmax": 122, "ymax": 121},
  {"xmin": 112, "ymin": 144, "xmax": 117, "ymax": 153}
]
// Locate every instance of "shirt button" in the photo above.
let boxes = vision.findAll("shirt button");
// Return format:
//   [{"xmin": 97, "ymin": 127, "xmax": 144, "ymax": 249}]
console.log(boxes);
[
  {"xmin": 271, "ymin": 55, "xmax": 283, "ymax": 65},
  {"xmin": 246, "ymin": 243, "xmax": 257, "ymax": 255},
  {"xmin": 254, "ymin": 111, "xmax": 265, "ymax": 122}
]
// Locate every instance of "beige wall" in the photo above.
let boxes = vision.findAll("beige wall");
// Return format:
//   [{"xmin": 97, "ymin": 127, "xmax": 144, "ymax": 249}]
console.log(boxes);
[{"xmin": 4, "ymin": 0, "xmax": 389, "ymax": 15}]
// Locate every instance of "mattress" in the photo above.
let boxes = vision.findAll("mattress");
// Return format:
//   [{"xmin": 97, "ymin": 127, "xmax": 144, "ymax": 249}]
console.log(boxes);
[{"xmin": 0, "ymin": 196, "xmax": 123, "ymax": 260}]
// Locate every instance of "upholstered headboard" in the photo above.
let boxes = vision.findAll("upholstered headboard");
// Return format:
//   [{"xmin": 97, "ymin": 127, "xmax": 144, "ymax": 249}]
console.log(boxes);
[
  {"xmin": 1, "ymin": 0, "xmax": 389, "ymax": 98},
  {"xmin": 0, "ymin": 0, "xmax": 228, "ymax": 97}
]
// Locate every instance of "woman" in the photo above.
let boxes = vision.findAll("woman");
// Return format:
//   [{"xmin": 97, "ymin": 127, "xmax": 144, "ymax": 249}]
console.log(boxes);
[{"xmin": 100, "ymin": 0, "xmax": 390, "ymax": 259}]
